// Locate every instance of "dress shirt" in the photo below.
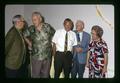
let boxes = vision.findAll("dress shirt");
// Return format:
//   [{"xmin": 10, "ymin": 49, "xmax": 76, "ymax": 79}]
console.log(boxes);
[{"xmin": 52, "ymin": 29, "xmax": 77, "ymax": 52}]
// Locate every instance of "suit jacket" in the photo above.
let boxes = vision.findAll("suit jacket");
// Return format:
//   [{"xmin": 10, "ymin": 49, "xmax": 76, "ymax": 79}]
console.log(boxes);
[
  {"xmin": 5, "ymin": 26, "xmax": 26, "ymax": 70},
  {"xmin": 73, "ymin": 31, "xmax": 90, "ymax": 64}
]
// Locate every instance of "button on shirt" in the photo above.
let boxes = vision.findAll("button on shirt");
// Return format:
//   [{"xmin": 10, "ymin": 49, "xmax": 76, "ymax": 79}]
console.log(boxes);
[{"xmin": 52, "ymin": 29, "xmax": 77, "ymax": 52}]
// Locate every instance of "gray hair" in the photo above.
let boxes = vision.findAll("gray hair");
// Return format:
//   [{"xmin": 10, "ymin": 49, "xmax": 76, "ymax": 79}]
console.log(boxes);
[
  {"xmin": 76, "ymin": 20, "xmax": 84, "ymax": 28},
  {"xmin": 32, "ymin": 11, "xmax": 44, "ymax": 22},
  {"xmin": 32, "ymin": 12, "xmax": 42, "ymax": 17},
  {"xmin": 12, "ymin": 15, "xmax": 24, "ymax": 25}
]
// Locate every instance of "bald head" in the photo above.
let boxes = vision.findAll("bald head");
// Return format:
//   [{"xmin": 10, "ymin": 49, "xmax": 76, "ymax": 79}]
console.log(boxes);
[{"xmin": 76, "ymin": 20, "xmax": 84, "ymax": 32}]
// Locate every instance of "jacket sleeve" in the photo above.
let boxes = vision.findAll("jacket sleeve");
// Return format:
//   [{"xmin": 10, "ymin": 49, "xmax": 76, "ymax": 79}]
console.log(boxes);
[
  {"xmin": 82, "ymin": 34, "xmax": 91, "ymax": 53},
  {"xmin": 5, "ymin": 29, "xmax": 16, "ymax": 56}
]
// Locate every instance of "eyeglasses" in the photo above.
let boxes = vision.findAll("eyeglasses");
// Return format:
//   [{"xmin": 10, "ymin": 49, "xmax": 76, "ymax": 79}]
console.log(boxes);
[{"xmin": 16, "ymin": 20, "xmax": 25, "ymax": 23}]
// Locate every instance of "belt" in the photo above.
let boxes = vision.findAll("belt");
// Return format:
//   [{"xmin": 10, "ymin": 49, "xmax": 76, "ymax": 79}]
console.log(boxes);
[{"xmin": 56, "ymin": 51, "xmax": 71, "ymax": 54}]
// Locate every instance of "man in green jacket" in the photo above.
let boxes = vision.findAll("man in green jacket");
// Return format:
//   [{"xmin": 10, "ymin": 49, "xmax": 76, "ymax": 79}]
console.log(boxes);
[{"xmin": 5, "ymin": 15, "xmax": 28, "ymax": 78}]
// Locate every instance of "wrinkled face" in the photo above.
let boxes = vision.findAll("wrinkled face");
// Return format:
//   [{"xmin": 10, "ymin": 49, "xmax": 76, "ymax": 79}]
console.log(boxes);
[
  {"xmin": 76, "ymin": 22, "xmax": 84, "ymax": 32},
  {"xmin": 91, "ymin": 30, "xmax": 99, "ymax": 40},
  {"xmin": 64, "ymin": 21, "xmax": 72, "ymax": 32},
  {"xmin": 32, "ymin": 15, "xmax": 42, "ymax": 27},
  {"xmin": 15, "ymin": 18, "xmax": 25, "ymax": 29}
]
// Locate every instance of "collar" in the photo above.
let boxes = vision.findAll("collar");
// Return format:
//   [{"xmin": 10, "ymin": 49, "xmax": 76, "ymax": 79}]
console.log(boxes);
[
  {"xmin": 62, "ymin": 28, "xmax": 72, "ymax": 33},
  {"xmin": 15, "ymin": 27, "xmax": 22, "ymax": 33}
]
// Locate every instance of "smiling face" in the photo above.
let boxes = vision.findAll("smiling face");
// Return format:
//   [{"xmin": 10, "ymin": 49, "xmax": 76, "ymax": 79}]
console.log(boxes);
[
  {"xmin": 64, "ymin": 21, "xmax": 72, "ymax": 32},
  {"xmin": 91, "ymin": 25, "xmax": 103, "ymax": 41},
  {"xmin": 15, "ymin": 17, "xmax": 25, "ymax": 30}
]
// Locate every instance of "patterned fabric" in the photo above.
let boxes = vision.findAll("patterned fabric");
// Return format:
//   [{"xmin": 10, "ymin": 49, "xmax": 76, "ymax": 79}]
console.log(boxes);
[
  {"xmin": 88, "ymin": 39, "xmax": 108, "ymax": 78},
  {"xmin": 64, "ymin": 32, "xmax": 68, "ymax": 52},
  {"xmin": 23, "ymin": 23, "xmax": 55, "ymax": 60}
]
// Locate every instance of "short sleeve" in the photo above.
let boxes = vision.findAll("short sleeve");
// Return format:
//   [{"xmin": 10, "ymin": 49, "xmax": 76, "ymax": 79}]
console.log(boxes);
[
  {"xmin": 49, "ymin": 24, "xmax": 56, "ymax": 38},
  {"xmin": 52, "ymin": 30, "xmax": 58, "ymax": 44},
  {"xmin": 102, "ymin": 42, "xmax": 108, "ymax": 54},
  {"xmin": 72, "ymin": 32, "xmax": 77, "ymax": 46}
]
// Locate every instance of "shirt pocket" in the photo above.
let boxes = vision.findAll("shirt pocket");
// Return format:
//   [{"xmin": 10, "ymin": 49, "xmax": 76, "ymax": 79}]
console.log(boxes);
[{"xmin": 57, "ymin": 36, "xmax": 64, "ymax": 45}]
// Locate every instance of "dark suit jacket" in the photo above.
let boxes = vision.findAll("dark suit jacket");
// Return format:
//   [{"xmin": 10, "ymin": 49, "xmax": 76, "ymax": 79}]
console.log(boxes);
[{"xmin": 5, "ymin": 26, "xmax": 26, "ymax": 70}]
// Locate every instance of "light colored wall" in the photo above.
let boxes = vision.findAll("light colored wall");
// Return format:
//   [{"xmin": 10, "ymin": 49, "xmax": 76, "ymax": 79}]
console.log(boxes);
[
  {"xmin": 5, "ymin": 5, "xmax": 24, "ymax": 35},
  {"xmin": 5, "ymin": 5, "xmax": 114, "ymax": 78}
]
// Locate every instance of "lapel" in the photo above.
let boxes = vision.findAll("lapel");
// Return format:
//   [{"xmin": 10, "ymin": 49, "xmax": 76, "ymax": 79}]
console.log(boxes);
[
  {"xmin": 15, "ymin": 27, "xmax": 26, "ymax": 52},
  {"xmin": 81, "ymin": 31, "xmax": 86, "ymax": 47},
  {"xmin": 75, "ymin": 30, "xmax": 85, "ymax": 47},
  {"xmin": 81, "ymin": 31, "xmax": 85, "ymax": 46},
  {"xmin": 15, "ymin": 27, "xmax": 26, "ymax": 63}
]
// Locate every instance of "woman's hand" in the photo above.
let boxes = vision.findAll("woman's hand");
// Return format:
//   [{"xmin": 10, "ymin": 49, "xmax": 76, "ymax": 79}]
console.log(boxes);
[
  {"xmin": 102, "ymin": 66, "xmax": 107, "ymax": 75},
  {"xmin": 86, "ymin": 51, "xmax": 90, "ymax": 68}
]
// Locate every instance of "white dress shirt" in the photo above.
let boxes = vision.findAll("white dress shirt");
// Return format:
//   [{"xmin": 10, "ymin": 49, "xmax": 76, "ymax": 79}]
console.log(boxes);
[{"xmin": 52, "ymin": 29, "xmax": 77, "ymax": 52}]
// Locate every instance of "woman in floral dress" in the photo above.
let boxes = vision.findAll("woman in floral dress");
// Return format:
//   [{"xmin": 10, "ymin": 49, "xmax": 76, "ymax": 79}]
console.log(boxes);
[{"xmin": 86, "ymin": 25, "xmax": 108, "ymax": 78}]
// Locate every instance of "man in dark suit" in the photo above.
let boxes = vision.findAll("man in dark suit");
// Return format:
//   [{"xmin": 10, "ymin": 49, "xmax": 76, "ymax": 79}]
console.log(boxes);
[
  {"xmin": 5, "ymin": 15, "xmax": 28, "ymax": 78},
  {"xmin": 71, "ymin": 20, "xmax": 90, "ymax": 78}
]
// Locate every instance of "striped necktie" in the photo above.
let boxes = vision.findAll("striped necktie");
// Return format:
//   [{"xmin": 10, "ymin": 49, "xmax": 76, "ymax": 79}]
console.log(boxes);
[{"xmin": 64, "ymin": 32, "xmax": 68, "ymax": 52}]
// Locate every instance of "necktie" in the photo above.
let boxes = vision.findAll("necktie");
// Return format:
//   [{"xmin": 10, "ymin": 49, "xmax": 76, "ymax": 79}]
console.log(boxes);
[
  {"xmin": 64, "ymin": 32, "xmax": 68, "ymax": 52},
  {"xmin": 77, "ymin": 33, "xmax": 80, "ymax": 45}
]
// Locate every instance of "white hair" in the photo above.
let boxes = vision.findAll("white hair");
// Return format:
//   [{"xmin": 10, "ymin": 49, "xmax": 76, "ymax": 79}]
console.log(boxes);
[
  {"xmin": 32, "ymin": 11, "xmax": 44, "ymax": 22},
  {"xmin": 76, "ymin": 20, "xmax": 84, "ymax": 28},
  {"xmin": 12, "ymin": 15, "xmax": 24, "ymax": 24}
]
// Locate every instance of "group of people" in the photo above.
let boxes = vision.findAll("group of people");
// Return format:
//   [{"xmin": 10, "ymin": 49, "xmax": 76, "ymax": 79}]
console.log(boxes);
[{"xmin": 5, "ymin": 11, "xmax": 108, "ymax": 78}]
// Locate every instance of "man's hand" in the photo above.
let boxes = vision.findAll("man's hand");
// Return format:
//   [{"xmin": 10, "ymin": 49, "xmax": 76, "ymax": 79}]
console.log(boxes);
[
  {"xmin": 52, "ymin": 42, "xmax": 56, "ymax": 57},
  {"xmin": 75, "ymin": 47, "xmax": 83, "ymax": 53},
  {"xmin": 28, "ymin": 41, "xmax": 32, "ymax": 48},
  {"xmin": 24, "ymin": 37, "xmax": 32, "ymax": 48}
]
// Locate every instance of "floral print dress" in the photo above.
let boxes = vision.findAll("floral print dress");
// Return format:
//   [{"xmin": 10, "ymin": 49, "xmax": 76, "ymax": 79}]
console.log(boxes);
[{"xmin": 88, "ymin": 39, "xmax": 108, "ymax": 78}]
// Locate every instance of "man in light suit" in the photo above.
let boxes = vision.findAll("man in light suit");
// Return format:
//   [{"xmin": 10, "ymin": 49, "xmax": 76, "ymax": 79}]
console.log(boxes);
[
  {"xmin": 71, "ymin": 20, "xmax": 90, "ymax": 78},
  {"xmin": 5, "ymin": 15, "xmax": 28, "ymax": 78}
]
